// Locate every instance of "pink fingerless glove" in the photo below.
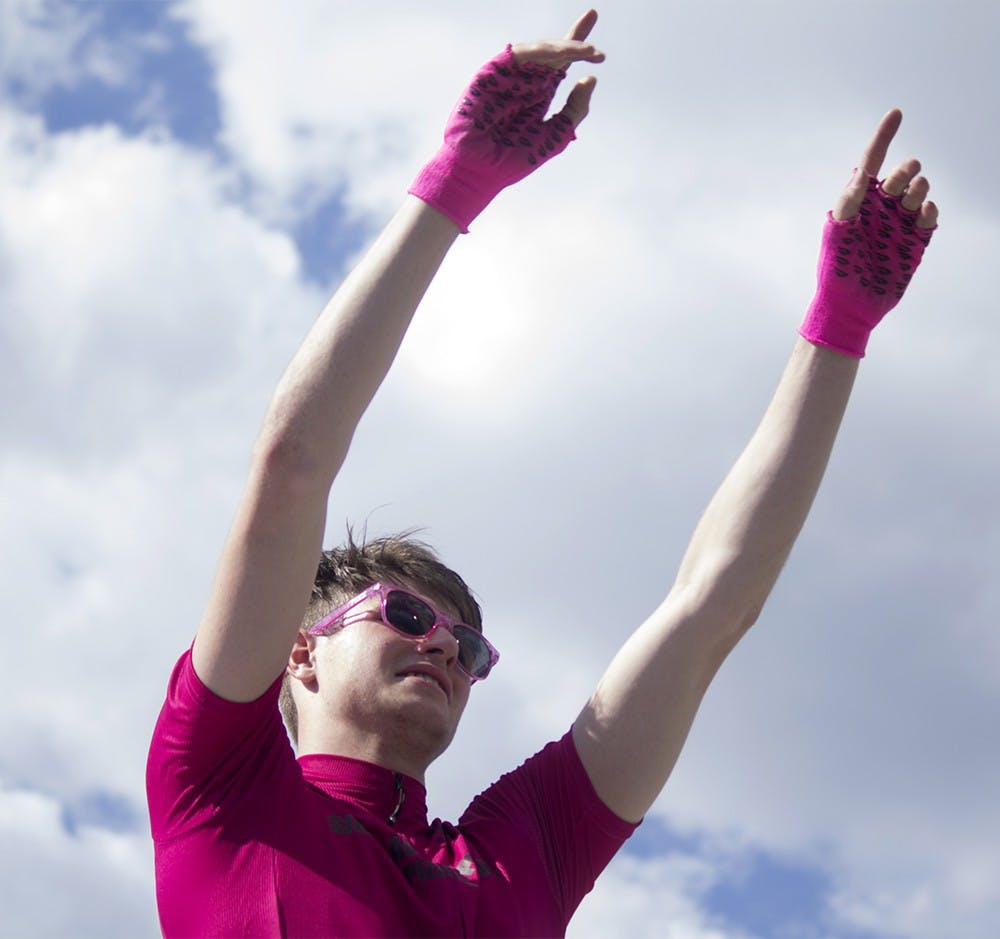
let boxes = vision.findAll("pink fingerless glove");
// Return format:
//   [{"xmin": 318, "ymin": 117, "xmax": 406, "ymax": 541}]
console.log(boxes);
[
  {"xmin": 799, "ymin": 174, "xmax": 936, "ymax": 358},
  {"xmin": 409, "ymin": 45, "xmax": 575, "ymax": 233}
]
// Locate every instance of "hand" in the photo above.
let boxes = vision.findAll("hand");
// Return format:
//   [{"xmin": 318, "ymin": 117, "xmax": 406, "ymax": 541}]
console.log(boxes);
[
  {"xmin": 799, "ymin": 109, "xmax": 939, "ymax": 358},
  {"xmin": 408, "ymin": 10, "xmax": 605, "ymax": 233}
]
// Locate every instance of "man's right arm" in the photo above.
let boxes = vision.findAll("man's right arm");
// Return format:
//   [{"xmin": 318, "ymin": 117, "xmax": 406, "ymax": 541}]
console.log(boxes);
[{"xmin": 192, "ymin": 200, "xmax": 460, "ymax": 703}]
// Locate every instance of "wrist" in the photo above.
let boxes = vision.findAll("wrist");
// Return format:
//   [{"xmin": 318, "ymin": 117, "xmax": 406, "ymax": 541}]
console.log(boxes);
[
  {"xmin": 408, "ymin": 148, "xmax": 494, "ymax": 234},
  {"xmin": 399, "ymin": 194, "xmax": 463, "ymax": 240},
  {"xmin": 798, "ymin": 293, "xmax": 870, "ymax": 359}
]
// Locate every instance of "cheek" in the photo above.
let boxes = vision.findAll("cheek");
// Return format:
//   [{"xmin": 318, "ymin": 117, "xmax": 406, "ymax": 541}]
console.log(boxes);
[
  {"xmin": 452, "ymin": 679, "xmax": 472, "ymax": 714},
  {"xmin": 318, "ymin": 630, "xmax": 385, "ymax": 681}
]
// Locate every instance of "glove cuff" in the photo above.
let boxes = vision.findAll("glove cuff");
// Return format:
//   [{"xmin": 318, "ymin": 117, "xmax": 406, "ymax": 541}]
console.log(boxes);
[
  {"xmin": 408, "ymin": 147, "xmax": 494, "ymax": 234},
  {"xmin": 798, "ymin": 292, "xmax": 870, "ymax": 359}
]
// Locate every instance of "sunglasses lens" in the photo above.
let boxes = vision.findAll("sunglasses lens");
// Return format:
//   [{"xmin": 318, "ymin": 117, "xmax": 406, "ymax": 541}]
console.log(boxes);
[
  {"xmin": 383, "ymin": 588, "xmax": 495, "ymax": 680},
  {"xmin": 454, "ymin": 625, "xmax": 492, "ymax": 679},
  {"xmin": 385, "ymin": 590, "xmax": 436, "ymax": 636}
]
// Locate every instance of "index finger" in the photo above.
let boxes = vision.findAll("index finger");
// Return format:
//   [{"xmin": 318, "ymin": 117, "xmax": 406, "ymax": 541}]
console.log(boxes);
[
  {"xmin": 511, "ymin": 38, "xmax": 605, "ymax": 69},
  {"xmin": 513, "ymin": 8, "xmax": 605, "ymax": 69},
  {"xmin": 566, "ymin": 8, "xmax": 598, "ymax": 42},
  {"xmin": 858, "ymin": 108, "xmax": 902, "ymax": 177}
]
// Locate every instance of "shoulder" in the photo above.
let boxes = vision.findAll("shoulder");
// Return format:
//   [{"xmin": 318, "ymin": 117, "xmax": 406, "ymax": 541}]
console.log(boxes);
[{"xmin": 147, "ymin": 647, "xmax": 295, "ymax": 840}]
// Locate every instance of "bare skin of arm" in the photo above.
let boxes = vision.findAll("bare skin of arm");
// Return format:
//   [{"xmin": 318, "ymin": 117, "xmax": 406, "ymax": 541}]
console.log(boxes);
[
  {"xmin": 192, "ymin": 13, "xmax": 604, "ymax": 703},
  {"xmin": 573, "ymin": 109, "xmax": 939, "ymax": 823},
  {"xmin": 193, "ymin": 199, "xmax": 461, "ymax": 701}
]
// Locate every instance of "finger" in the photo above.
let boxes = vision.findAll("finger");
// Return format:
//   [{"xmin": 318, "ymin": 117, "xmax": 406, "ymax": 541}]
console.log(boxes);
[
  {"xmin": 566, "ymin": 8, "xmax": 598, "ymax": 42},
  {"xmin": 882, "ymin": 158, "xmax": 921, "ymax": 197},
  {"xmin": 901, "ymin": 174, "xmax": 929, "ymax": 212},
  {"xmin": 512, "ymin": 39, "xmax": 605, "ymax": 70},
  {"xmin": 858, "ymin": 108, "xmax": 902, "ymax": 178},
  {"xmin": 557, "ymin": 76, "xmax": 597, "ymax": 129},
  {"xmin": 917, "ymin": 200, "xmax": 939, "ymax": 230}
]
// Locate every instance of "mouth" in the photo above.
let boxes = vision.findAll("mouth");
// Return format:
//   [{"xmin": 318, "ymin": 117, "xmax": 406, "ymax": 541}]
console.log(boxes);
[{"xmin": 397, "ymin": 669, "xmax": 449, "ymax": 700}]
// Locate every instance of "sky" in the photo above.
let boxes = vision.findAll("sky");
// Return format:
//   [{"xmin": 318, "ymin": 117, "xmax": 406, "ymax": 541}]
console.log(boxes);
[{"xmin": 1, "ymin": 0, "xmax": 998, "ymax": 936}]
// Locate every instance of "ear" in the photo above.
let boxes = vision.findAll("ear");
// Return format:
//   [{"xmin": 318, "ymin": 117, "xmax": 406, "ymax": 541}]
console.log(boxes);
[{"xmin": 286, "ymin": 629, "xmax": 318, "ymax": 685}]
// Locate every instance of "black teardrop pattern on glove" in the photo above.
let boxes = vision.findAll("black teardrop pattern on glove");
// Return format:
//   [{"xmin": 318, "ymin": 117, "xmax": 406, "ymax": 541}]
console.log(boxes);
[
  {"xmin": 445, "ymin": 45, "xmax": 575, "ymax": 180},
  {"xmin": 821, "ymin": 175, "xmax": 935, "ymax": 315}
]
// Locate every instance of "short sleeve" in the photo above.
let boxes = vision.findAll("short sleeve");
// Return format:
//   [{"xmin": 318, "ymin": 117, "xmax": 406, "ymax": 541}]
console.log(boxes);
[
  {"xmin": 146, "ymin": 648, "xmax": 292, "ymax": 841},
  {"xmin": 461, "ymin": 731, "xmax": 639, "ymax": 925}
]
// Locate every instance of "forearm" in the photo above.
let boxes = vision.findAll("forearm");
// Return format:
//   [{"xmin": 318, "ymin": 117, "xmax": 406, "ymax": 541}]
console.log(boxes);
[
  {"xmin": 251, "ymin": 32, "xmax": 602, "ymax": 487},
  {"xmin": 675, "ymin": 337, "xmax": 858, "ymax": 634},
  {"xmin": 256, "ymin": 196, "xmax": 459, "ymax": 484}
]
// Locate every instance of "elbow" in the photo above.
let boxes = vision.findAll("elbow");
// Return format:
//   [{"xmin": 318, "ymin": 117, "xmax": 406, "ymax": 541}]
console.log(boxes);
[
  {"xmin": 707, "ymin": 592, "xmax": 765, "ymax": 654},
  {"xmin": 678, "ymin": 542, "xmax": 786, "ymax": 635},
  {"xmin": 737, "ymin": 599, "xmax": 766, "ymax": 636},
  {"xmin": 251, "ymin": 422, "xmax": 347, "ymax": 493},
  {"xmin": 672, "ymin": 572, "xmax": 769, "ymax": 650}
]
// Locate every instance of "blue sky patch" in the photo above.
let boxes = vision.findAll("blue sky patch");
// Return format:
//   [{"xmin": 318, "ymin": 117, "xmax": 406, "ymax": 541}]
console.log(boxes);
[
  {"xmin": 291, "ymin": 190, "xmax": 373, "ymax": 287},
  {"xmin": 625, "ymin": 817, "xmax": 886, "ymax": 938},
  {"xmin": 37, "ymin": 1, "xmax": 220, "ymax": 149},
  {"xmin": 705, "ymin": 844, "xmax": 836, "ymax": 938},
  {"xmin": 625, "ymin": 813, "xmax": 703, "ymax": 859},
  {"xmin": 60, "ymin": 787, "xmax": 141, "ymax": 838}
]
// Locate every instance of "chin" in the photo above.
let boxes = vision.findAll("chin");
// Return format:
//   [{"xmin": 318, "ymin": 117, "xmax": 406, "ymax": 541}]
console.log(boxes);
[
  {"xmin": 379, "ymin": 705, "xmax": 460, "ymax": 767},
  {"xmin": 419, "ymin": 719, "xmax": 459, "ymax": 760}
]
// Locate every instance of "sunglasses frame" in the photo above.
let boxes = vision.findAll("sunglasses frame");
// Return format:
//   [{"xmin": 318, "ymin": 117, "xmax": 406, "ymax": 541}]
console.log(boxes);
[{"xmin": 307, "ymin": 581, "xmax": 499, "ymax": 683}]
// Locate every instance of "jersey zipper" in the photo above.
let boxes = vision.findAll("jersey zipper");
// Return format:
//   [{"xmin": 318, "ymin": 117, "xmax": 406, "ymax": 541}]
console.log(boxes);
[{"xmin": 388, "ymin": 772, "xmax": 405, "ymax": 825}]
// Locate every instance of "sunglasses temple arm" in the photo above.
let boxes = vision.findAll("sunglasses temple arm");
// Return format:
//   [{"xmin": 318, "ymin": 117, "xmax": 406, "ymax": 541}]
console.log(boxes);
[{"xmin": 308, "ymin": 587, "xmax": 378, "ymax": 635}]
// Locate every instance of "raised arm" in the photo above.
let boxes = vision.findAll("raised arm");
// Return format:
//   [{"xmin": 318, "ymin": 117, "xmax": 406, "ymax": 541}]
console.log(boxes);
[
  {"xmin": 192, "ymin": 14, "xmax": 605, "ymax": 702},
  {"xmin": 573, "ymin": 109, "xmax": 938, "ymax": 822}
]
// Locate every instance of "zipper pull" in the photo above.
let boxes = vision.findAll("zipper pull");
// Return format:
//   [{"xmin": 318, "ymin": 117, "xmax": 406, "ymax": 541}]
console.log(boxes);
[{"xmin": 388, "ymin": 773, "xmax": 405, "ymax": 825}]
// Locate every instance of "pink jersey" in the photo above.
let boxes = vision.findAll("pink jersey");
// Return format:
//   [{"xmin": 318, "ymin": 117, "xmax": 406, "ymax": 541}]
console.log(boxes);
[{"xmin": 147, "ymin": 650, "xmax": 637, "ymax": 937}]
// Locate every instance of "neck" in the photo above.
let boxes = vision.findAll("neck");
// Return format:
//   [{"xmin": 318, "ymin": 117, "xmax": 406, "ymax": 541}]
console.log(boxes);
[{"xmin": 296, "ymin": 725, "xmax": 435, "ymax": 784}]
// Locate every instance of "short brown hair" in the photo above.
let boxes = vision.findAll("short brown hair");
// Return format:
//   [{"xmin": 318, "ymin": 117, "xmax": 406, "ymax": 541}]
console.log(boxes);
[{"xmin": 279, "ymin": 529, "xmax": 482, "ymax": 747}]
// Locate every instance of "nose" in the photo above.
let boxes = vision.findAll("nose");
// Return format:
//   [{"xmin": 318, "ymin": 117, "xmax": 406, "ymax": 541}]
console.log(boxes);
[{"xmin": 414, "ymin": 624, "xmax": 460, "ymax": 667}]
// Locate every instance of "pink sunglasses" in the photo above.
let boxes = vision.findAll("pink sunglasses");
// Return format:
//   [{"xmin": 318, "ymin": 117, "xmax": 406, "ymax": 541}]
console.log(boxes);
[{"xmin": 309, "ymin": 582, "xmax": 499, "ymax": 682}]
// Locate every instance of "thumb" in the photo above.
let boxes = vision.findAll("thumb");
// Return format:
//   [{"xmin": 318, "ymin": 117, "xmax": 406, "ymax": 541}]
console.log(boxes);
[
  {"xmin": 557, "ymin": 76, "xmax": 597, "ymax": 130},
  {"xmin": 833, "ymin": 166, "xmax": 869, "ymax": 221}
]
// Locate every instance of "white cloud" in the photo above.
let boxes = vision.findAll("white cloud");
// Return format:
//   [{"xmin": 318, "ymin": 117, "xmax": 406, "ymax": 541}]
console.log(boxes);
[
  {"xmin": 0, "ymin": 106, "xmax": 316, "ymax": 461},
  {"xmin": 0, "ymin": 103, "xmax": 321, "ymax": 810},
  {"xmin": 0, "ymin": 0, "xmax": 139, "ymax": 101},
  {"xmin": 571, "ymin": 851, "xmax": 744, "ymax": 939},
  {"xmin": 172, "ymin": 0, "xmax": 490, "ymax": 225},
  {"xmin": 0, "ymin": 781, "xmax": 157, "ymax": 938}
]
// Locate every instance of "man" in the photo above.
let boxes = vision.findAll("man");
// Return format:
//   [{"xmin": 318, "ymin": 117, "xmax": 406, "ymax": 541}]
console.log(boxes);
[{"xmin": 147, "ymin": 9, "xmax": 937, "ymax": 937}]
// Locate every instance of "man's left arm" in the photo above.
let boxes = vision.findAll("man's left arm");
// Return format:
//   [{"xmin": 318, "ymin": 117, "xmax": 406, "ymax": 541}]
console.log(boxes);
[{"xmin": 572, "ymin": 109, "xmax": 938, "ymax": 823}]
